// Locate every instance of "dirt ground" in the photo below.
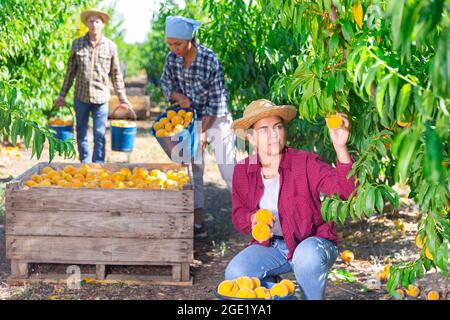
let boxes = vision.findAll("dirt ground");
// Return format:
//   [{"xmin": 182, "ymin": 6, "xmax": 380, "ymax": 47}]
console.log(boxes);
[{"xmin": 0, "ymin": 77, "xmax": 448, "ymax": 300}]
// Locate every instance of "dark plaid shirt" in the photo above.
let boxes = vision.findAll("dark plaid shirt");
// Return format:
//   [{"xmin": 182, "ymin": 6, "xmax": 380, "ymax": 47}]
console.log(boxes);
[
  {"xmin": 59, "ymin": 33, "xmax": 126, "ymax": 104},
  {"xmin": 160, "ymin": 44, "xmax": 229, "ymax": 117}
]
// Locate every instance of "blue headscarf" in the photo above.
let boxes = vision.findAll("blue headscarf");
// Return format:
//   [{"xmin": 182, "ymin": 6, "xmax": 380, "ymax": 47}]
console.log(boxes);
[{"xmin": 165, "ymin": 15, "xmax": 201, "ymax": 40}]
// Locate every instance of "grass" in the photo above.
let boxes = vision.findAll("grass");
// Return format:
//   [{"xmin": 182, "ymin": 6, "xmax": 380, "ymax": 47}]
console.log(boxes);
[
  {"xmin": 14, "ymin": 285, "xmax": 34, "ymax": 300},
  {"xmin": 211, "ymin": 240, "xmax": 228, "ymax": 257},
  {"xmin": 328, "ymin": 268, "xmax": 358, "ymax": 283}
]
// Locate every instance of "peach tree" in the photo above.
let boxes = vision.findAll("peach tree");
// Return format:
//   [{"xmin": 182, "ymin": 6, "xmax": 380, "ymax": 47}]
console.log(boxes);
[{"xmin": 199, "ymin": 0, "xmax": 449, "ymax": 297}]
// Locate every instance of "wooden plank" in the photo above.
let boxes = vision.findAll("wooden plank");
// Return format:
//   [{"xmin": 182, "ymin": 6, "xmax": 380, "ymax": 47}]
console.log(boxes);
[
  {"xmin": 10, "ymin": 260, "xmax": 29, "ymax": 278},
  {"xmin": 6, "ymin": 162, "xmax": 43, "ymax": 191},
  {"xmin": 181, "ymin": 263, "xmax": 190, "ymax": 282},
  {"xmin": 6, "ymin": 260, "xmax": 189, "ymax": 267},
  {"xmin": 105, "ymin": 274, "xmax": 193, "ymax": 286},
  {"xmin": 96, "ymin": 265, "xmax": 106, "ymax": 280},
  {"xmin": 6, "ymin": 236, "xmax": 193, "ymax": 263},
  {"xmin": 7, "ymin": 274, "xmax": 193, "ymax": 286},
  {"xmin": 7, "ymin": 188, "xmax": 193, "ymax": 213},
  {"xmin": 7, "ymin": 162, "xmax": 43, "ymax": 184},
  {"xmin": 6, "ymin": 210, "xmax": 193, "ymax": 238},
  {"xmin": 172, "ymin": 264, "xmax": 181, "ymax": 281},
  {"xmin": 8, "ymin": 274, "xmax": 96, "ymax": 286}
]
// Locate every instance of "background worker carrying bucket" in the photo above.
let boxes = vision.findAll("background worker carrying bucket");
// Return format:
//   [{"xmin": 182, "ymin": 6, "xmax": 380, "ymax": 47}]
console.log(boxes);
[{"xmin": 54, "ymin": 8, "xmax": 133, "ymax": 164}]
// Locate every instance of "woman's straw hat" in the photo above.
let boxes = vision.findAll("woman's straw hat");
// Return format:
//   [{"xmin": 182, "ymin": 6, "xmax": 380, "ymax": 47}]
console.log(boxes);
[
  {"xmin": 80, "ymin": 9, "xmax": 111, "ymax": 26},
  {"xmin": 232, "ymin": 99, "xmax": 297, "ymax": 138}
]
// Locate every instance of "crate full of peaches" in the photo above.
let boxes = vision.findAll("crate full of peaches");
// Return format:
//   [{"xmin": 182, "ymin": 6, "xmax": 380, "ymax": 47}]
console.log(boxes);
[{"xmin": 23, "ymin": 164, "xmax": 190, "ymax": 190}]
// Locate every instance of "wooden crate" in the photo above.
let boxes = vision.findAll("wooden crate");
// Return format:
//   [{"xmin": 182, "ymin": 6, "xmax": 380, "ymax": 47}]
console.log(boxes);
[{"xmin": 5, "ymin": 162, "xmax": 194, "ymax": 286}]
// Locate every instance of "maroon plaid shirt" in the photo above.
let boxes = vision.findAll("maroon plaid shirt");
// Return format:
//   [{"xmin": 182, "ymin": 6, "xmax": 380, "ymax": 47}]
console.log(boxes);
[{"xmin": 231, "ymin": 147, "xmax": 356, "ymax": 260}]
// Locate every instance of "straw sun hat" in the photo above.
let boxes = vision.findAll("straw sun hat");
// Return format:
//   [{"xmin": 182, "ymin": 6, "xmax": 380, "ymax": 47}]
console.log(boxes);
[
  {"xmin": 80, "ymin": 9, "xmax": 111, "ymax": 26},
  {"xmin": 232, "ymin": 99, "xmax": 297, "ymax": 139}
]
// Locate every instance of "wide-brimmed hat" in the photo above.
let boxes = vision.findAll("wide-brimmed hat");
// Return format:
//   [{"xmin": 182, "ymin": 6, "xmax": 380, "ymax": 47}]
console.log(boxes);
[
  {"xmin": 232, "ymin": 99, "xmax": 297, "ymax": 139},
  {"xmin": 81, "ymin": 9, "xmax": 110, "ymax": 26}
]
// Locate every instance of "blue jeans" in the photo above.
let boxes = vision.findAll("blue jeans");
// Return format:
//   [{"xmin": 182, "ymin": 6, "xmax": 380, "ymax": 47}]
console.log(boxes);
[
  {"xmin": 74, "ymin": 99, "xmax": 109, "ymax": 163},
  {"xmin": 225, "ymin": 237, "xmax": 339, "ymax": 300}
]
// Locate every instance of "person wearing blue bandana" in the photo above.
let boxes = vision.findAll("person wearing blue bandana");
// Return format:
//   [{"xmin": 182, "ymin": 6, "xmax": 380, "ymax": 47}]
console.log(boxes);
[{"xmin": 161, "ymin": 16, "xmax": 236, "ymax": 238}]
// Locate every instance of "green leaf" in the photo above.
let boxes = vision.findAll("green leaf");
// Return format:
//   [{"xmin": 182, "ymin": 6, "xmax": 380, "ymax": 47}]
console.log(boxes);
[
  {"xmin": 10, "ymin": 119, "xmax": 20, "ymax": 146},
  {"xmin": 388, "ymin": 76, "xmax": 399, "ymax": 108},
  {"xmin": 335, "ymin": 72, "xmax": 345, "ymax": 91},
  {"xmin": 376, "ymin": 74, "xmax": 392, "ymax": 118},
  {"xmin": 421, "ymin": 185, "xmax": 434, "ymax": 212},
  {"xmin": 424, "ymin": 257, "xmax": 432, "ymax": 271},
  {"xmin": 32, "ymin": 129, "xmax": 44, "ymax": 160},
  {"xmin": 376, "ymin": 140, "xmax": 387, "ymax": 158},
  {"xmin": 418, "ymin": 183, "xmax": 430, "ymax": 206},
  {"xmin": 396, "ymin": 129, "xmax": 420, "ymax": 182},
  {"xmin": 375, "ymin": 188, "xmax": 384, "ymax": 214},
  {"xmin": 396, "ymin": 83, "xmax": 412, "ymax": 121},
  {"xmin": 8, "ymin": 87, "xmax": 17, "ymax": 109},
  {"xmin": 390, "ymin": 290, "xmax": 403, "ymax": 300},
  {"xmin": 329, "ymin": 32, "xmax": 339, "ymax": 57},
  {"xmin": 392, "ymin": 127, "xmax": 409, "ymax": 158},
  {"xmin": 354, "ymin": 52, "xmax": 367, "ymax": 84},
  {"xmin": 381, "ymin": 188, "xmax": 394, "ymax": 208},
  {"xmin": 388, "ymin": 0, "xmax": 404, "ymax": 49},
  {"xmin": 383, "ymin": 185, "xmax": 400, "ymax": 208},
  {"xmin": 415, "ymin": 261, "xmax": 425, "ymax": 278},
  {"xmin": 423, "ymin": 123, "xmax": 443, "ymax": 185},
  {"xmin": 48, "ymin": 138, "xmax": 55, "ymax": 163},
  {"xmin": 287, "ymin": 78, "xmax": 302, "ymax": 99},
  {"xmin": 408, "ymin": 268, "xmax": 416, "ymax": 284},
  {"xmin": 321, "ymin": 197, "xmax": 332, "ymax": 221},
  {"xmin": 359, "ymin": 170, "xmax": 367, "ymax": 185},
  {"xmin": 338, "ymin": 201, "xmax": 347, "ymax": 225},
  {"xmin": 402, "ymin": 269, "xmax": 411, "ymax": 288},
  {"xmin": 365, "ymin": 186, "xmax": 376, "ymax": 217},
  {"xmin": 326, "ymin": 73, "xmax": 335, "ymax": 96},
  {"xmin": 436, "ymin": 240, "xmax": 448, "ymax": 275},
  {"xmin": 24, "ymin": 123, "xmax": 33, "ymax": 149},
  {"xmin": 362, "ymin": 61, "xmax": 382, "ymax": 97},
  {"xmin": 330, "ymin": 199, "xmax": 340, "ymax": 222},
  {"xmin": 425, "ymin": 217, "xmax": 437, "ymax": 253},
  {"xmin": 341, "ymin": 20, "xmax": 353, "ymax": 42},
  {"xmin": 328, "ymin": 268, "xmax": 357, "ymax": 283},
  {"xmin": 387, "ymin": 268, "xmax": 401, "ymax": 292},
  {"xmin": 355, "ymin": 188, "xmax": 364, "ymax": 216}
]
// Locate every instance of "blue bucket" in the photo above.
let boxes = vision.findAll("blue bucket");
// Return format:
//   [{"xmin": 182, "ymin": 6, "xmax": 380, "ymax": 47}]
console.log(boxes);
[
  {"xmin": 150, "ymin": 107, "xmax": 199, "ymax": 164},
  {"xmin": 110, "ymin": 106, "xmax": 137, "ymax": 152},
  {"xmin": 111, "ymin": 125, "xmax": 137, "ymax": 152},
  {"xmin": 48, "ymin": 125, "xmax": 74, "ymax": 141},
  {"xmin": 214, "ymin": 281, "xmax": 296, "ymax": 300}
]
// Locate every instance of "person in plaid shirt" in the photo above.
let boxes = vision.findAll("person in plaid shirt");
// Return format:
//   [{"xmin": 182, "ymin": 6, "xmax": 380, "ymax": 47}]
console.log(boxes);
[
  {"xmin": 55, "ymin": 9, "xmax": 131, "ymax": 163},
  {"xmin": 161, "ymin": 16, "xmax": 236, "ymax": 238}
]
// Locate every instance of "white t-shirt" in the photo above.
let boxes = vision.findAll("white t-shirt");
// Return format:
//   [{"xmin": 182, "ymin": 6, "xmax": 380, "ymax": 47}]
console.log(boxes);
[{"xmin": 259, "ymin": 172, "xmax": 283, "ymax": 237}]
